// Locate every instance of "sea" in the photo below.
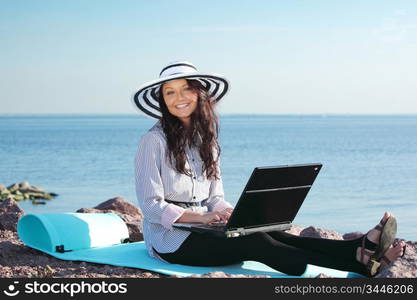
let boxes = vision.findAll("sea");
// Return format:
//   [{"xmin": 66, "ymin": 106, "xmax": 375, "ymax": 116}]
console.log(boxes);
[{"xmin": 1, "ymin": 114, "xmax": 416, "ymax": 240}]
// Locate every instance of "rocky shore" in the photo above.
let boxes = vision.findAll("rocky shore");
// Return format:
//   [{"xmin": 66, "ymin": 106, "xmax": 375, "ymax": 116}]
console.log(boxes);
[
  {"xmin": 0, "ymin": 197, "xmax": 416, "ymax": 278},
  {"xmin": 0, "ymin": 182, "xmax": 57, "ymax": 205}
]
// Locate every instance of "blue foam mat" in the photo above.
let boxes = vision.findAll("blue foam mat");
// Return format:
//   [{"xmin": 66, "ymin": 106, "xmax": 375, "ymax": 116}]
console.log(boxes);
[{"xmin": 17, "ymin": 213, "xmax": 363, "ymax": 278}]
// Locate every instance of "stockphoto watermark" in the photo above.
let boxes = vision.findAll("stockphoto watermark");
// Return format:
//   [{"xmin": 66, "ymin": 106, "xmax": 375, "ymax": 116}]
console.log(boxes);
[{"xmin": 2, "ymin": 280, "xmax": 128, "ymax": 297}]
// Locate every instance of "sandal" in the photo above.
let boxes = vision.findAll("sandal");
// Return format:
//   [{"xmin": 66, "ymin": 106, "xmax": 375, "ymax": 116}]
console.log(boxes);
[
  {"xmin": 360, "ymin": 238, "xmax": 380, "ymax": 276},
  {"xmin": 374, "ymin": 216, "xmax": 397, "ymax": 260},
  {"xmin": 361, "ymin": 215, "xmax": 397, "ymax": 276},
  {"xmin": 380, "ymin": 242, "xmax": 407, "ymax": 267}
]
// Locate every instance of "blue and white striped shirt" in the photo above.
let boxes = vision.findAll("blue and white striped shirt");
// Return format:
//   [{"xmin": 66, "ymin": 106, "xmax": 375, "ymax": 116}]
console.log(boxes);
[{"xmin": 134, "ymin": 122, "xmax": 233, "ymax": 261}]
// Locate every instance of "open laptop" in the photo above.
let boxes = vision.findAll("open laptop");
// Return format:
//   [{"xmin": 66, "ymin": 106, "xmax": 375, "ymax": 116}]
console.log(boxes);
[{"xmin": 173, "ymin": 163, "xmax": 322, "ymax": 238}]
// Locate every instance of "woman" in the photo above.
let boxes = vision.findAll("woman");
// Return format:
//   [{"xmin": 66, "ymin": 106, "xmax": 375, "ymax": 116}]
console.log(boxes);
[{"xmin": 133, "ymin": 61, "xmax": 406, "ymax": 277}]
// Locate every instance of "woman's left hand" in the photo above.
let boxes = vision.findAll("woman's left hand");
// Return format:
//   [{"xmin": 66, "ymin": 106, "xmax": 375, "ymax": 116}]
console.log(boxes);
[
  {"xmin": 212, "ymin": 208, "xmax": 234, "ymax": 223},
  {"xmin": 224, "ymin": 207, "xmax": 234, "ymax": 214}
]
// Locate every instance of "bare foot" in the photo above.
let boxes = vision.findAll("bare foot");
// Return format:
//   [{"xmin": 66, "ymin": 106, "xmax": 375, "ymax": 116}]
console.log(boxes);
[
  {"xmin": 356, "ymin": 212, "xmax": 391, "ymax": 265},
  {"xmin": 379, "ymin": 241, "xmax": 406, "ymax": 268}
]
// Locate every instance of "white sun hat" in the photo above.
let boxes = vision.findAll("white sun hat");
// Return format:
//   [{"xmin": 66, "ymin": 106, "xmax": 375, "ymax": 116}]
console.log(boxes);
[{"xmin": 132, "ymin": 61, "xmax": 230, "ymax": 119}]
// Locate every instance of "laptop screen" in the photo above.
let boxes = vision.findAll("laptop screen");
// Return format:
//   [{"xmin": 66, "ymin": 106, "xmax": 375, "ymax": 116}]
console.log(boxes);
[
  {"xmin": 226, "ymin": 163, "xmax": 322, "ymax": 229},
  {"xmin": 247, "ymin": 164, "xmax": 322, "ymax": 190},
  {"xmin": 227, "ymin": 186, "xmax": 311, "ymax": 228}
]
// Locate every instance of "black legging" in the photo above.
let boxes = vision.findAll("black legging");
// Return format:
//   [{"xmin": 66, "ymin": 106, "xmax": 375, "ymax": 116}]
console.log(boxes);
[{"xmin": 155, "ymin": 231, "xmax": 368, "ymax": 276}]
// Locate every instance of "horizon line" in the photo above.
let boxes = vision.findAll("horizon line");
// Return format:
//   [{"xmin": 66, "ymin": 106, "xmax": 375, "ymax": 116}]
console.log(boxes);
[{"xmin": 1, "ymin": 113, "xmax": 417, "ymax": 117}]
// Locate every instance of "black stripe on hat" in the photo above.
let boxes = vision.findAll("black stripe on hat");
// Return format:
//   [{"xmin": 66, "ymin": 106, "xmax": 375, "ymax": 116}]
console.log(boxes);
[
  {"xmin": 159, "ymin": 63, "xmax": 197, "ymax": 76},
  {"xmin": 195, "ymin": 78, "xmax": 208, "ymax": 88},
  {"xmin": 149, "ymin": 86, "xmax": 160, "ymax": 104},
  {"xmin": 215, "ymin": 79, "xmax": 228, "ymax": 102},
  {"xmin": 199, "ymin": 78, "xmax": 218, "ymax": 98},
  {"xmin": 199, "ymin": 78, "xmax": 210, "ymax": 89},
  {"xmin": 206, "ymin": 78, "xmax": 220, "ymax": 99},
  {"xmin": 134, "ymin": 92, "xmax": 161, "ymax": 119},
  {"xmin": 143, "ymin": 89, "xmax": 160, "ymax": 111}
]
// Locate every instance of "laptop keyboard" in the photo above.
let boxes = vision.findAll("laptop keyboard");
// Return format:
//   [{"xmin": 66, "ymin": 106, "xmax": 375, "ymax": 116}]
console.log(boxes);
[
  {"xmin": 208, "ymin": 222, "xmax": 226, "ymax": 227},
  {"xmin": 195, "ymin": 222, "xmax": 226, "ymax": 231}
]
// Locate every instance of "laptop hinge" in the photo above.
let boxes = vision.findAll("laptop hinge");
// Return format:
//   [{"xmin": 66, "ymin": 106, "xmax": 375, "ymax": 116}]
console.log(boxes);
[
  {"xmin": 226, "ymin": 223, "xmax": 292, "ymax": 238},
  {"xmin": 243, "ymin": 221, "xmax": 291, "ymax": 230},
  {"xmin": 226, "ymin": 228, "xmax": 245, "ymax": 238}
]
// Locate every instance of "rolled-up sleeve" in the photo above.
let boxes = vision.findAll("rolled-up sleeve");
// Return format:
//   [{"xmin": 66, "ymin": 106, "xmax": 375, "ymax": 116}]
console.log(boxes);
[
  {"xmin": 135, "ymin": 132, "xmax": 185, "ymax": 229},
  {"xmin": 205, "ymin": 157, "xmax": 234, "ymax": 212},
  {"xmin": 206, "ymin": 177, "xmax": 234, "ymax": 212}
]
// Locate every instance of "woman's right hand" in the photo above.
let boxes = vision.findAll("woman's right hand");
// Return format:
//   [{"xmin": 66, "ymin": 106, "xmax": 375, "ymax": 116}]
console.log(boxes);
[
  {"xmin": 198, "ymin": 210, "xmax": 230, "ymax": 224},
  {"xmin": 175, "ymin": 209, "xmax": 232, "ymax": 224}
]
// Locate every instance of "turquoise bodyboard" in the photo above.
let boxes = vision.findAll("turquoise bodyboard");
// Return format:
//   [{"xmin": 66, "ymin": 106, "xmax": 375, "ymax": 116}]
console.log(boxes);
[{"xmin": 17, "ymin": 213, "xmax": 363, "ymax": 278}]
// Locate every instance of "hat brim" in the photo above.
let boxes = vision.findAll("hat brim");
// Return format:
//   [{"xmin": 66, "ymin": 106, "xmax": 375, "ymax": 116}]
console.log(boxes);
[{"xmin": 132, "ymin": 73, "xmax": 229, "ymax": 119}]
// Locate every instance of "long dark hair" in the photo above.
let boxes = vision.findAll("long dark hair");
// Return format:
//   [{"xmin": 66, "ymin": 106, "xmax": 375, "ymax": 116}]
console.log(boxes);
[{"xmin": 158, "ymin": 79, "xmax": 221, "ymax": 180}]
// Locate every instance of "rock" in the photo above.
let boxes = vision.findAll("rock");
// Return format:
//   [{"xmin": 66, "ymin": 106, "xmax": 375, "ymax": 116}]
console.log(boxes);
[
  {"xmin": 1, "ymin": 182, "xmax": 56, "ymax": 204},
  {"xmin": 7, "ymin": 183, "xmax": 19, "ymax": 193},
  {"xmin": 0, "ymin": 185, "xmax": 6, "ymax": 192},
  {"xmin": 286, "ymin": 224, "xmax": 305, "ymax": 236},
  {"xmin": 376, "ymin": 239, "xmax": 417, "ymax": 278},
  {"xmin": 77, "ymin": 197, "xmax": 143, "ymax": 242},
  {"xmin": 26, "ymin": 187, "xmax": 46, "ymax": 193},
  {"xmin": 0, "ymin": 198, "xmax": 24, "ymax": 232},
  {"xmin": 315, "ymin": 273, "xmax": 331, "ymax": 278},
  {"xmin": 141, "ymin": 272, "xmax": 154, "ymax": 278},
  {"xmin": 32, "ymin": 200, "xmax": 47, "ymax": 205},
  {"xmin": 0, "ymin": 193, "xmax": 13, "ymax": 201},
  {"xmin": 343, "ymin": 231, "xmax": 364, "ymax": 240},
  {"xmin": 19, "ymin": 182, "xmax": 30, "ymax": 190},
  {"xmin": 300, "ymin": 226, "xmax": 343, "ymax": 240},
  {"xmin": 186, "ymin": 271, "xmax": 269, "ymax": 278},
  {"xmin": 94, "ymin": 197, "xmax": 141, "ymax": 216},
  {"xmin": 21, "ymin": 183, "xmax": 46, "ymax": 193},
  {"xmin": 27, "ymin": 192, "xmax": 52, "ymax": 200},
  {"xmin": 12, "ymin": 195, "xmax": 24, "ymax": 201},
  {"xmin": 1, "ymin": 188, "xmax": 10, "ymax": 195}
]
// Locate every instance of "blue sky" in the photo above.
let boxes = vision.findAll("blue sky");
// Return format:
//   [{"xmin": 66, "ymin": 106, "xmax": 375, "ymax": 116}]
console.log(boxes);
[{"xmin": 1, "ymin": 0, "xmax": 416, "ymax": 114}]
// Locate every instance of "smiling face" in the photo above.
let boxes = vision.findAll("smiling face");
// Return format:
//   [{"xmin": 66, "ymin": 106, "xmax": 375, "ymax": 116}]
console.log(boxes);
[{"xmin": 161, "ymin": 79, "xmax": 198, "ymax": 127}]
